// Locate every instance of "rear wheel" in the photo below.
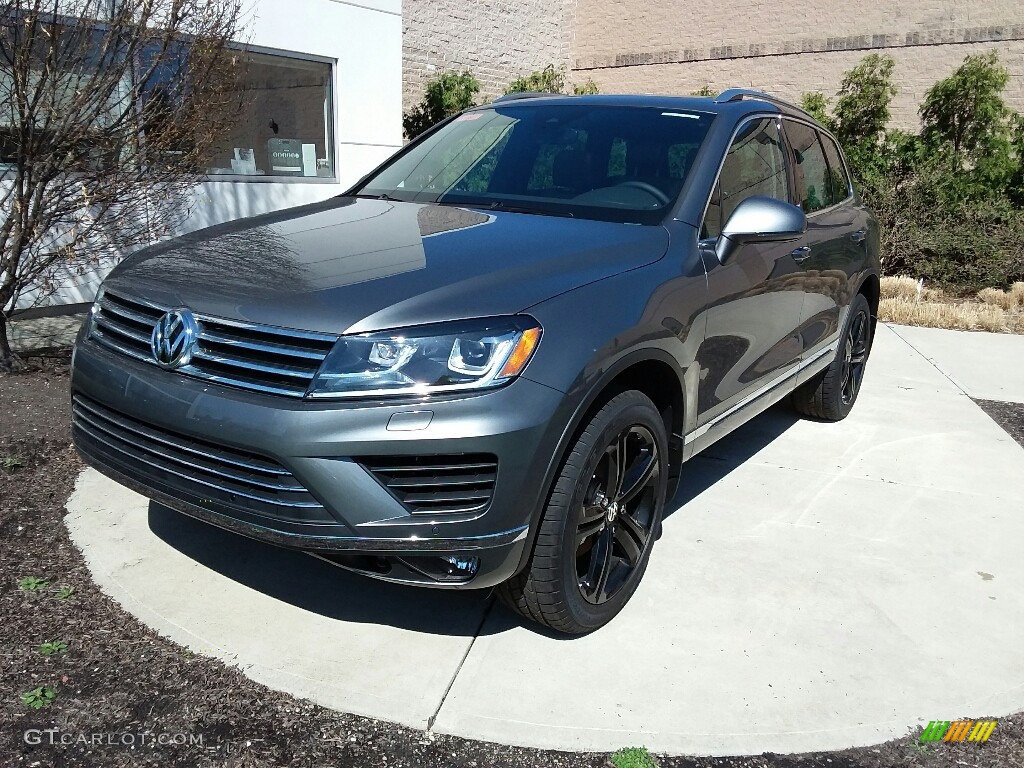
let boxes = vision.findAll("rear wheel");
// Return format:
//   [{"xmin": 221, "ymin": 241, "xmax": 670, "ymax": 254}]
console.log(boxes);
[
  {"xmin": 792, "ymin": 292, "xmax": 873, "ymax": 421},
  {"xmin": 497, "ymin": 391, "xmax": 668, "ymax": 634}
]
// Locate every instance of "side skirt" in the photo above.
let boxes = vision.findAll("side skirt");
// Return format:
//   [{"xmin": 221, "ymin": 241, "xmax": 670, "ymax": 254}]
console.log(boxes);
[{"xmin": 682, "ymin": 339, "xmax": 839, "ymax": 459}]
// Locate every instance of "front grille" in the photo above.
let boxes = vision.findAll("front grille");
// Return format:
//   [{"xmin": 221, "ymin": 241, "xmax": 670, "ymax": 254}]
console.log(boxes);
[
  {"xmin": 359, "ymin": 454, "xmax": 498, "ymax": 515},
  {"xmin": 89, "ymin": 291, "xmax": 337, "ymax": 397},
  {"xmin": 72, "ymin": 394, "xmax": 325, "ymax": 520}
]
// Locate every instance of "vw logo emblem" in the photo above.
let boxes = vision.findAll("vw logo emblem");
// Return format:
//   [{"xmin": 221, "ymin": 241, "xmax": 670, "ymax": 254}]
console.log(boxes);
[{"xmin": 151, "ymin": 309, "xmax": 199, "ymax": 369}]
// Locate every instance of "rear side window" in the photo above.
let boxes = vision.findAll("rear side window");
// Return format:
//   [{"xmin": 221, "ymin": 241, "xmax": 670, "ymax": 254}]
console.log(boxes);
[
  {"xmin": 785, "ymin": 119, "xmax": 833, "ymax": 213},
  {"xmin": 819, "ymin": 132, "xmax": 852, "ymax": 202},
  {"xmin": 702, "ymin": 117, "xmax": 789, "ymax": 239}
]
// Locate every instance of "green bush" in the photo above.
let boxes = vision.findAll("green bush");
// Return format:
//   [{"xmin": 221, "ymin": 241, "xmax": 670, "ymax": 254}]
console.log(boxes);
[
  {"xmin": 403, "ymin": 70, "xmax": 480, "ymax": 140},
  {"xmin": 504, "ymin": 64, "xmax": 599, "ymax": 96},
  {"xmin": 813, "ymin": 51, "xmax": 1024, "ymax": 292}
]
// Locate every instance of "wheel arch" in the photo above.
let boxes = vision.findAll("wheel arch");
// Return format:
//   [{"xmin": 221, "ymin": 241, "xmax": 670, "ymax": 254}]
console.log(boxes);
[
  {"xmin": 514, "ymin": 348, "xmax": 686, "ymax": 574},
  {"xmin": 857, "ymin": 270, "xmax": 881, "ymax": 337}
]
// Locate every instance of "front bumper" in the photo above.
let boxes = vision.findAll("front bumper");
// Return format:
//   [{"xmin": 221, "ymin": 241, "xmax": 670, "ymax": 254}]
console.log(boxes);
[{"xmin": 71, "ymin": 337, "xmax": 568, "ymax": 589}]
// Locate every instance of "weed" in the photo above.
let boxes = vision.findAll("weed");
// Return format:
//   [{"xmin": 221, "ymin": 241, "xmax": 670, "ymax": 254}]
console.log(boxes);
[
  {"xmin": 55, "ymin": 585, "xmax": 76, "ymax": 601},
  {"xmin": 20, "ymin": 686, "xmax": 56, "ymax": 710},
  {"xmin": 610, "ymin": 747, "xmax": 659, "ymax": 768},
  {"xmin": 18, "ymin": 576, "xmax": 48, "ymax": 591},
  {"xmin": 38, "ymin": 641, "xmax": 69, "ymax": 656}
]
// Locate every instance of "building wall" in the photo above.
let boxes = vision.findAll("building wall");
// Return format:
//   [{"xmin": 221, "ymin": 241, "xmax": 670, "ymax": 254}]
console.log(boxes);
[
  {"xmin": 402, "ymin": 0, "xmax": 576, "ymax": 112},
  {"xmin": 572, "ymin": 0, "xmax": 1024, "ymax": 129}
]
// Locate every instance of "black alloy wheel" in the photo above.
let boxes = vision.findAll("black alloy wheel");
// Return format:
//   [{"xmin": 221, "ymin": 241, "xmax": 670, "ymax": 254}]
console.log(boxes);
[
  {"xmin": 792, "ymin": 291, "xmax": 874, "ymax": 421},
  {"xmin": 575, "ymin": 426, "xmax": 660, "ymax": 605},
  {"xmin": 496, "ymin": 390, "xmax": 669, "ymax": 634}
]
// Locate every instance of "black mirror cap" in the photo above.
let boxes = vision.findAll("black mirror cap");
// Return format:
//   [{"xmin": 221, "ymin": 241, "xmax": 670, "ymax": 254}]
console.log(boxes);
[{"xmin": 715, "ymin": 196, "xmax": 807, "ymax": 263}]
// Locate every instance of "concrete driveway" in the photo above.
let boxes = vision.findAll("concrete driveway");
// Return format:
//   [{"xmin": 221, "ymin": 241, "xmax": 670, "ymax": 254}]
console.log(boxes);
[{"xmin": 65, "ymin": 323, "xmax": 1024, "ymax": 756}]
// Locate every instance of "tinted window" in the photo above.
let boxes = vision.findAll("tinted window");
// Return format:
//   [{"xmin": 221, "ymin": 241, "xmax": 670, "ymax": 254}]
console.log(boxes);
[
  {"xmin": 786, "ymin": 120, "xmax": 833, "ymax": 213},
  {"xmin": 702, "ymin": 117, "xmax": 788, "ymax": 239},
  {"xmin": 358, "ymin": 105, "xmax": 715, "ymax": 225},
  {"xmin": 819, "ymin": 132, "xmax": 851, "ymax": 203}
]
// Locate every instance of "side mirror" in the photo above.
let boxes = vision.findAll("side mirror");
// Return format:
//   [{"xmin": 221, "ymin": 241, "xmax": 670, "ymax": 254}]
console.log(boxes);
[{"xmin": 714, "ymin": 196, "xmax": 807, "ymax": 264}]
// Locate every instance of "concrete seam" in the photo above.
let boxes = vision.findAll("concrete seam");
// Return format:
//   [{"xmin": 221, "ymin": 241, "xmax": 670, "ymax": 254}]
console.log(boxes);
[
  {"xmin": 885, "ymin": 323, "xmax": 970, "ymax": 397},
  {"xmin": 425, "ymin": 595, "xmax": 495, "ymax": 731}
]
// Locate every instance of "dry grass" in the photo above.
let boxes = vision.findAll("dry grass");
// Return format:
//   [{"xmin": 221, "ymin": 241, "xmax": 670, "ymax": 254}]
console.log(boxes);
[
  {"xmin": 879, "ymin": 277, "xmax": 1024, "ymax": 333},
  {"xmin": 977, "ymin": 282, "xmax": 1024, "ymax": 312}
]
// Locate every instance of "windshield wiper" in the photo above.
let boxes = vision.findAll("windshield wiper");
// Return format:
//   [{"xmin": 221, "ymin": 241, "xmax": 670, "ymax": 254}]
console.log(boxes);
[
  {"xmin": 454, "ymin": 200, "xmax": 575, "ymax": 218},
  {"xmin": 353, "ymin": 192, "xmax": 401, "ymax": 201}
]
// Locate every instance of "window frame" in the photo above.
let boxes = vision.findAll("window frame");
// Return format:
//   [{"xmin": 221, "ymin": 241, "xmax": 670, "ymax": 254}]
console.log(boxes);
[
  {"xmin": 200, "ymin": 43, "xmax": 338, "ymax": 185},
  {"xmin": 0, "ymin": 40, "xmax": 339, "ymax": 184},
  {"xmin": 697, "ymin": 112, "xmax": 789, "ymax": 243},
  {"xmin": 780, "ymin": 116, "xmax": 854, "ymax": 215}
]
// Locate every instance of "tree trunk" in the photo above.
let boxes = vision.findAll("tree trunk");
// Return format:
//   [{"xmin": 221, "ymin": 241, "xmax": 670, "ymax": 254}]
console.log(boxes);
[{"xmin": 0, "ymin": 315, "xmax": 22, "ymax": 373}]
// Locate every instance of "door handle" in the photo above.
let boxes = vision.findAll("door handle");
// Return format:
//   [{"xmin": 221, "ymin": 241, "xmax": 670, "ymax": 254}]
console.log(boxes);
[
  {"xmin": 789, "ymin": 246, "xmax": 812, "ymax": 262},
  {"xmin": 850, "ymin": 229, "xmax": 867, "ymax": 245}
]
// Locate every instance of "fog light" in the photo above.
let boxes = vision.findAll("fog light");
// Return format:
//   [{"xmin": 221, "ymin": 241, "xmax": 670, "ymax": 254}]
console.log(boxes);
[{"xmin": 443, "ymin": 555, "xmax": 480, "ymax": 578}]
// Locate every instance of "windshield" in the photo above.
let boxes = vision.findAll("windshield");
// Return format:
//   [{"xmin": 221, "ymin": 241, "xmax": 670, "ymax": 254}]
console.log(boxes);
[{"xmin": 355, "ymin": 104, "xmax": 715, "ymax": 224}]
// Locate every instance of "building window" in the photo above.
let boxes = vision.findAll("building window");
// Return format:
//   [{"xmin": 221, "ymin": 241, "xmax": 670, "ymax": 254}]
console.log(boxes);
[{"xmin": 206, "ymin": 51, "xmax": 334, "ymax": 179}]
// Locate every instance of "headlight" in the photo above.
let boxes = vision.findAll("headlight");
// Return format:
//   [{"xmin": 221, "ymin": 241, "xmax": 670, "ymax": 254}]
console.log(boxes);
[{"xmin": 306, "ymin": 317, "xmax": 542, "ymax": 399}]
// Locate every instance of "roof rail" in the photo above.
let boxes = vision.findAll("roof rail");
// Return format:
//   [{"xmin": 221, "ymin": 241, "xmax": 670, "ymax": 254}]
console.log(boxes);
[
  {"xmin": 714, "ymin": 88, "xmax": 815, "ymax": 120},
  {"xmin": 491, "ymin": 91, "xmax": 556, "ymax": 104}
]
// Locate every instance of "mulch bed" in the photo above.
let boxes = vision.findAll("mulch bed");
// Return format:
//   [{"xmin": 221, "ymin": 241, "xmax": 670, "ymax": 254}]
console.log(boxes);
[
  {"xmin": 976, "ymin": 399, "xmax": 1024, "ymax": 449},
  {"xmin": 1, "ymin": 349, "xmax": 1021, "ymax": 767}
]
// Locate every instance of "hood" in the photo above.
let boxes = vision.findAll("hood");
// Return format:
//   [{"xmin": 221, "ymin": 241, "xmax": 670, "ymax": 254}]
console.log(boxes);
[{"xmin": 103, "ymin": 196, "xmax": 670, "ymax": 335}]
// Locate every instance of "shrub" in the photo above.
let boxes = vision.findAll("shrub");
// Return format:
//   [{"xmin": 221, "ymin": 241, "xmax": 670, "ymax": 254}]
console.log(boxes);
[
  {"xmin": 504, "ymin": 65, "xmax": 599, "ymax": 96},
  {"xmin": 800, "ymin": 91, "xmax": 830, "ymax": 126},
  {"xmin": 820, "ymin": 51, "xmax": 1024, "ymax": 293},
  {"xmin": 403, "ymin": 70, "xmax": 480, "ymax": 140}
]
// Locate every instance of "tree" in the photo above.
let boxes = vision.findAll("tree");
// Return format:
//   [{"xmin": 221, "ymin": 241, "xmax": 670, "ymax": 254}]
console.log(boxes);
[
  {"xmin": 832, "ymin": 53, "xmax": 896, "ymax": 150},
  {"xmin": 0, "ymin": 0, "xmax": 244, "ymax": 371},
  {"xmin": 920, "ymin": 52, "xmax": 1012, "ymax": 163},
  {"xmin": 800, "ymin": 91, "xmax": 830, "ymax": 127},
  {"xmin": 402, "ymin": 69, "xmax": 479, "ymax": 140}
]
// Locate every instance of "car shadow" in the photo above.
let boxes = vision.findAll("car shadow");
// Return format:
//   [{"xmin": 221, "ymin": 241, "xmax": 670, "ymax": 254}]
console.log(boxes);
[
  {"xmin": 147, "ymin": 503, "xmax": 500, "ymax": 637},
  {"xmin": 147, "ymin": 401, "xmax": 801, "ymax": 639},
  {"xmin": 664, "ymin": 401, "xmax": 801, "ymax": 517}
]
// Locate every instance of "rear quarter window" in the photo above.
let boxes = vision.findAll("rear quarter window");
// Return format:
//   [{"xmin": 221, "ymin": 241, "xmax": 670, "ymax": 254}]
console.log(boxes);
[{"xmin": 819, "ymin": 132, "xmax": 852, "ymax": 202}]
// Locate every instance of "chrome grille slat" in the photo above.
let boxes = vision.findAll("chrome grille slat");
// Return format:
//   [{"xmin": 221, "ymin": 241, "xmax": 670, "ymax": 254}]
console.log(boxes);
[
  {"xmin": 99, "ymin": 299, "xmax": 161, "ymax": 327},
  {"xmin": 198, "ymin": 329, "xmax": 328, "ymax": 361},
  {"xmin": 94, "ymin": 312, "xmax": 152, "ymax": 345},
  {"xmin": 72, "ymin": 395, "xmax": 323, "ymax": 511},
  {"xmin": 90, "ymin": 291, "xmax": 337, "ymax": 398},
  {"xmin": 190, "ymin": 349, "xmax": 318, "ymax": 379},
  {"xmin": 91, "ymin": 327, "xmax": 153, "ymax": 362}
]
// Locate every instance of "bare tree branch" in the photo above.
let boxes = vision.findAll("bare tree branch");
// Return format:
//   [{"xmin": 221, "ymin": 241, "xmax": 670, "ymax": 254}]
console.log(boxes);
[{"xmin": 0, "ymin": 0, "xmax": 245, "ymax": 369}]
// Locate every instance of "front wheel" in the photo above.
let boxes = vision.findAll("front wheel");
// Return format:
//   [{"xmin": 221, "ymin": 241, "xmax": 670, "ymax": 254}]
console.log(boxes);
[
  {"xmin": 497, "ymin": 391, "xmax": 668, "ymax": 634},
  {"xmin": 792, "ymin": 292, "xmax": 873, "ymax": 421}
]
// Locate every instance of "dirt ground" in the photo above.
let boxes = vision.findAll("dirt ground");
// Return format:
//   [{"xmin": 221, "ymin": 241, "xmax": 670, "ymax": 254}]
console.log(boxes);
[{"xmin": 2, "ymin": 350, "xmax": 1021, "ymax": 768}]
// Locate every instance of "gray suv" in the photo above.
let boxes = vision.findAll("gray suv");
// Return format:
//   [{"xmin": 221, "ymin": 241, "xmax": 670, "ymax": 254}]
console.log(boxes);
[{"xmin": 71, "ymin": 90, "xmax": 879, "ymax": 634}]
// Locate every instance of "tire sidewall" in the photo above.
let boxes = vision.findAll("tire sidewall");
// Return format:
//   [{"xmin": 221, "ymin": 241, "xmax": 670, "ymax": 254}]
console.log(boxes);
[
  {"xmin": 831, "ymin": 293, "xmax": 873, "ymax": 417},
  {"xmin": 554, "ymin": 393, "xmax": 669, "ymax": 631}
]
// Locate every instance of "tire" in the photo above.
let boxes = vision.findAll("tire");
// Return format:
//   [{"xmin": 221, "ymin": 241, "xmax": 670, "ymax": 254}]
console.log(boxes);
[
  {"xmin": 497, "ymin": 390, "xmax": 669, "ymax": 634},
  {"xmin": 792, "ymin": 292, "xmax": 873, "ymax": 421}
]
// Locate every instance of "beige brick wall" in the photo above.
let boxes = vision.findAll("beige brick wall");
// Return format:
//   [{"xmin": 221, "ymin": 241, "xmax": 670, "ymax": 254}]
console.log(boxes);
[
  {"xmin": 403, "ymin": 0, "xmax": 577, "ymax": 113},
  {"xmin": 572, "ymin": 0, "xmax": 1024, "ymax": 129}
]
